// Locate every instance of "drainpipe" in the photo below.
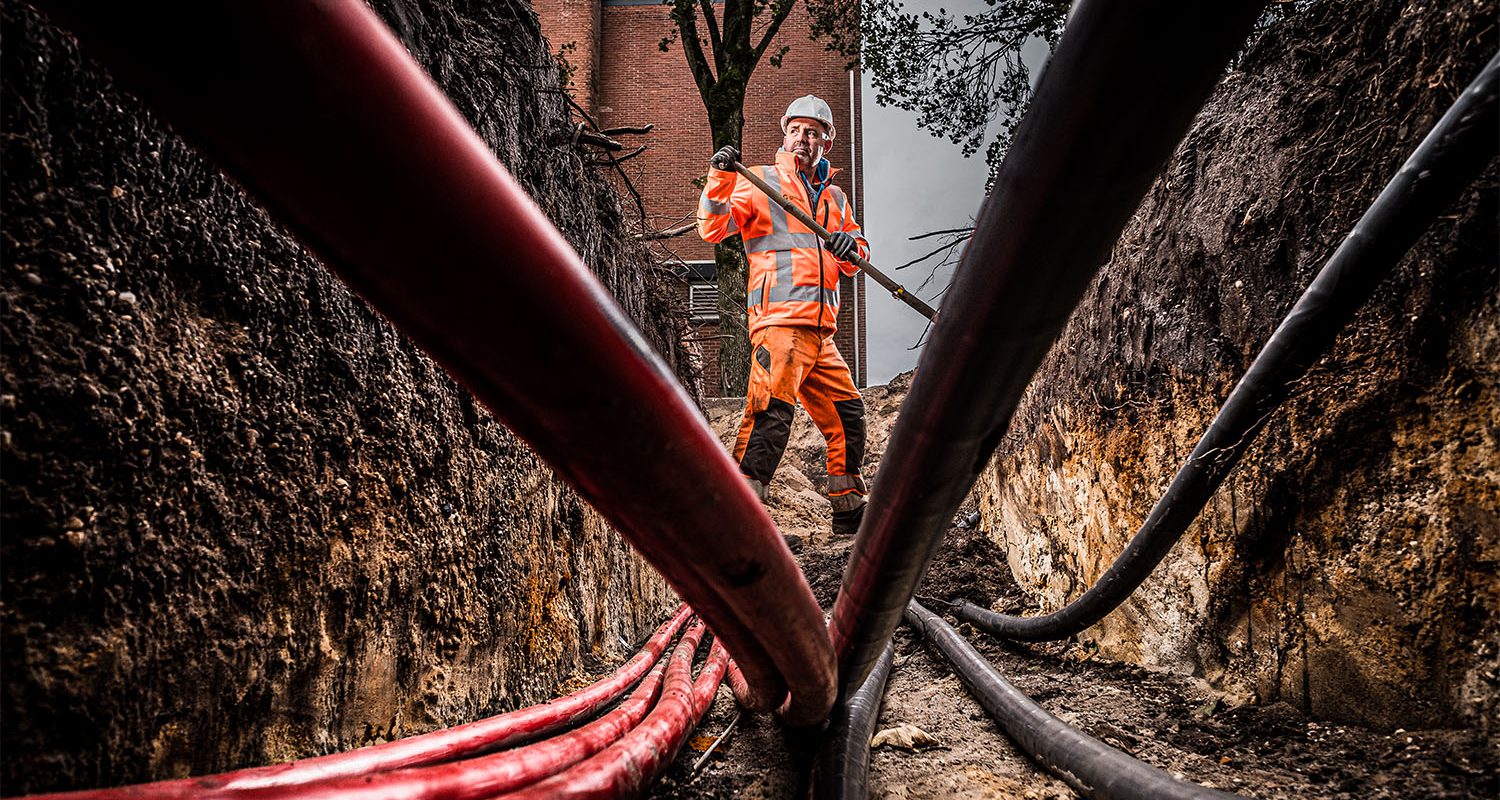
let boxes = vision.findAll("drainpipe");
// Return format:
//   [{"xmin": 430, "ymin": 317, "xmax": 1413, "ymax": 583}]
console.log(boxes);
[{"xmin": 849, "ymin": 67, "xmax": 862, "ymax": 386}]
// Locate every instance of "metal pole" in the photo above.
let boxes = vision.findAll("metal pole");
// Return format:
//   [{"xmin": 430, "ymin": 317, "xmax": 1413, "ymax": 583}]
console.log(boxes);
[{"xmin": 848, "ymin": 68, "xmax": 863, "ymax": 386}]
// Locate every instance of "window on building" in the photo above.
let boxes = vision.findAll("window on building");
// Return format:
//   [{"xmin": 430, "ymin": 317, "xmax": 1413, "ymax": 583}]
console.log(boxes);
[{"xmin": 688, "ymin": 283, "xmax": 719, "ymax": 323}]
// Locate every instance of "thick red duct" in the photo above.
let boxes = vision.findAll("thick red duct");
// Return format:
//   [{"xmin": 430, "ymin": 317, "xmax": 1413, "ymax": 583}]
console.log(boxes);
[
  {"xmin": 226, "ymin": 623, "xmax": 691, "ymax": 800},
  {"xmin": 32, "ymin": 0, "xmax": 833, "ymax": 725},
  {"xmin": 25, "ymin": 607, "xmax": 692, "ymax": 799},
  {"xmin": 500, "ymin": 628, "xmax": 730, "ymax": 799}
]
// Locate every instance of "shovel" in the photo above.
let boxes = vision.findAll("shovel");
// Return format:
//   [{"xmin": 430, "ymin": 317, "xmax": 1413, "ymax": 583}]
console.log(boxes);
[{"xmin": 733, "ymin": 161, "xmax": 938, "ymax": 320}]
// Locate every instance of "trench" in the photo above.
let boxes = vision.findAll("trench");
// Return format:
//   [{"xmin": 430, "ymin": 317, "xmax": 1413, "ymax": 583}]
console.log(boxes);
[{"xmin": 4, "ymin": 0, "xmax": 1497, "ymax": 799}]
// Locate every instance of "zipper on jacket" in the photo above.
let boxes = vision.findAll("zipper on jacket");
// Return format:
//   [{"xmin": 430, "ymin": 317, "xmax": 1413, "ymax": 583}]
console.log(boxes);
[{"xmin": 816, "ymin": 193, "xmax": 832, "ymax": 337}]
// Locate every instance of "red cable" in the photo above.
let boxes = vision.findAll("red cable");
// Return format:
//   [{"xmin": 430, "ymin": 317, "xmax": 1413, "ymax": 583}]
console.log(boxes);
[
  {"xmin": 224, "ymin": 623, "xmax": 688, "ymax": 800},
  {"xmin": 499, "ymin": 630, "xmax": 729, "ymax": 799},
  {"xmin": 32, "ymin": 0, "xmax": 833, "ymax": 727},
  {"xmin": 24, "ymin": 607, "xmax": 690, "ymax": 799}
]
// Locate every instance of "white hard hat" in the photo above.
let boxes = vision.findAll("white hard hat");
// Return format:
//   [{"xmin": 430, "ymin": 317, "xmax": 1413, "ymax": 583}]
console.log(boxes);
[{"xmin": 780, "ymin": 95, "xmax": 836, "ymax": 140}]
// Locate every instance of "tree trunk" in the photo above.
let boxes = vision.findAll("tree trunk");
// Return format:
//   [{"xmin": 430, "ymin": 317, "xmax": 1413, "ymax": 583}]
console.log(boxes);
[
  {"xmin": 709, "ymin": 94, "xmax": 750, "ymax": 395},
  {"xmin": 713, "ymin": 241, "xmax": 750, "ymax": 395}
]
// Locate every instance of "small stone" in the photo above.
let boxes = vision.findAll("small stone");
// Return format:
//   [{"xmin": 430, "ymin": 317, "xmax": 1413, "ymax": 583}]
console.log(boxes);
[
  {"xmin": 0, "ymin": 394, "xmax": 14, "ymax": 409},
  {"xmin": 63, "ymin": 516, "xmax": 85, "ymax": 531},
  {"xmin": 871, "ymin": 724, "xmax": 939, "ymax": 751},
  {"xmin": 65, "ymin": 530, "xmax": 86, "ymax": 548},
  {"xmin": 110, "ymin": 185, "xmax": 125, "ymax": 199},
  {"xmin": 334, "ymin": 478, "xmax": 350, "ymax": 490},
  {"xmin": 23, "ymin": 272, "xmax": 42, "ymax": 286},
  {"xmin": 117, "ymin": 291, "xmax": 137, "ymax": 305},
  {"xmin": 1234, "ymin": 280, "xmax": 1244, "ymax": 289}
]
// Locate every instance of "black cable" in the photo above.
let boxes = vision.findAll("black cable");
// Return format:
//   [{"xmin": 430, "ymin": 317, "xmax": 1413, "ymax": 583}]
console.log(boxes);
[
  {"xmin": 905, "ymin": 600, "xmax": 1241, "ymax": 800},
  {"xmin": 829, "ymin": 0, "xmax": 1267, "ymax": 699},
  {"xmin": 811, "ymin": 643, "xmax": 895, "ymax": 799},
  {"xmin": 955, "ymin": 51, "xmax": 1500, "ymax": 642}
]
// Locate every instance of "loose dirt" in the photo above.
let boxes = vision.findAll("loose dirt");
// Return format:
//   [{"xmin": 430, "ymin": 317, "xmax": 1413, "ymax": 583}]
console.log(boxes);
[{"xmin": 645, "ymin": 384, "xmax": 1496, "ymax": 799}]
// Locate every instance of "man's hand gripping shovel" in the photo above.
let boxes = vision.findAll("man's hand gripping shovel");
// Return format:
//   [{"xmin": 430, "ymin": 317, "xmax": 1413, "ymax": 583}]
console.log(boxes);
[{"xmin": 731, "ymin": 161, "xmax": 938, "ymax": 321}]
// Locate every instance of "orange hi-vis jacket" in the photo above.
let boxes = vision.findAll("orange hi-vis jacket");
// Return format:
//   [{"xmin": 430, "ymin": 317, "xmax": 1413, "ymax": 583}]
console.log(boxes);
[{"xmin": 698, "ymin": 150, "xmax": 870, "ymax": 336}]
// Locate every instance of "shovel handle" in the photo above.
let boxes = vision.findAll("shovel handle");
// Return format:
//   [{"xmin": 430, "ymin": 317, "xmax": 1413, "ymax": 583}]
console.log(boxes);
[{"xmin": 732, "ymin": 162, "xmax": 937, "ymax": 320}]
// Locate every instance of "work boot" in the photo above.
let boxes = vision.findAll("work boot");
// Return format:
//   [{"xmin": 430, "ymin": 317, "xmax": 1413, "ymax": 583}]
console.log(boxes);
[
  {"xmin": 747, "ymin": 477, "xmax": 770, "ymax": 504},
  {"xmin": 831, "ymin": 502, "xmax": 865, "ymax": 536}
]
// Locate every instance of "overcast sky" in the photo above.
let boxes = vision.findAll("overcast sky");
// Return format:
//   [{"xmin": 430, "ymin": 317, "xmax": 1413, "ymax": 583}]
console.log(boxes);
[
  {"xmin": 858, "ymin": 95, "xmax": 987, "ymax": 385},
  {"xmin": 858, "ymin": 1, "xmax": 1050, "ymax": 385}
]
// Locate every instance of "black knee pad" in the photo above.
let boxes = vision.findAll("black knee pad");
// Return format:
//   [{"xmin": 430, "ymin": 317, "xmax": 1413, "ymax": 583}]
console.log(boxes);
[
  {"xmin": 834, "ymin": 397, "xmax": 866, "ymax": 473},
  {"xmin": 740, "ymin": 397, "xmax": 795, "ymax": 484}
]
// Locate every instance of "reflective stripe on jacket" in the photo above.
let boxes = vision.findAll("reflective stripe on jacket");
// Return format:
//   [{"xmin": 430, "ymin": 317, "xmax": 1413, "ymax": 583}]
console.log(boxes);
[{"xmin": 697, "ymin": 150, "xmax": 869, "ymax": 335}]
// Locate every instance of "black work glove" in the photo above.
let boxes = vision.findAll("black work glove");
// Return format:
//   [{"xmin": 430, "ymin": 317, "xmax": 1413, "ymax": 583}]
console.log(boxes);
[
  {"xmin": 827, "ymin": 232, "xmax": 859, "ymax": 260},
  {"xmin": 710, "ymin": 145, "xmax": 740, "ymax": 171}
]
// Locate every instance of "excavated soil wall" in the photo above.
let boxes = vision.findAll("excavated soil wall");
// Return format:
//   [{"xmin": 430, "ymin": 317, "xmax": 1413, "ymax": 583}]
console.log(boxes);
[
  {"xmin": 1, "ymin": 0, "xmax": 681, "ymax": 792},
  {"xmin": 977, "ymin": 0, "xmax": 1497, "ymax": 731}
]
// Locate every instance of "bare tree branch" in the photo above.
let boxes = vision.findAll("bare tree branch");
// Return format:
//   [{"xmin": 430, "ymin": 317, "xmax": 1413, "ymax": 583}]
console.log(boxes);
[
  {"xmin": 752, "ymin": 0, "xmax": 797, "ymax": 65},
  {"xmin": 893, "ymin": 237, "xmax": 965, "ymax": 271},
  {"xmin": 559, "ymin": 92, "xmax": 650, "ymax": 229},
  {"xmin": 595, "ymin": 144, "xmax": 648, "ymax": 165},
  {"xmin": 601, "ymin": 124, "xmax": 655, "ymax": 136},
  {"xmin": 638, "ymin": 221, "xmax": 699, "ymax": 240},
  {"xmin": 699, "ymin": 0, "xmax": 724, "ymax": 72},
  {"xmin": 578, "ymin": 130, "xmax": 624, "ymax": 151},
  {"xmin": 909, "ymin": 225, "xmax": 975, "ymax": 241},
  {"xmin": 671, "ymin": 0, "xmax": 718, "ymax": 98}
]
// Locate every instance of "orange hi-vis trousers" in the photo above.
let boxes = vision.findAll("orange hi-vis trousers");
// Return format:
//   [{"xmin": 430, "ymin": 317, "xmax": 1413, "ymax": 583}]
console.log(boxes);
[{"xmin": 734, "ymin": 326, "xmax": 867, "ymax": 512}]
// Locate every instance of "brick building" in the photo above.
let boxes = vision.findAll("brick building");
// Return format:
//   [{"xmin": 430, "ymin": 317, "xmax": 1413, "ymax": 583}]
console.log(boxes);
[{"xmin": 531, "ymin": 0, "xmax": 867, "ymax": 394}]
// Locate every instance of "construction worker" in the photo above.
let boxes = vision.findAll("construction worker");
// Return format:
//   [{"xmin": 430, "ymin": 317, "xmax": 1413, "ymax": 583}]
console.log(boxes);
[{"xmin": 698, "ymin": 94, "xmax": 870, "ymax": 535}]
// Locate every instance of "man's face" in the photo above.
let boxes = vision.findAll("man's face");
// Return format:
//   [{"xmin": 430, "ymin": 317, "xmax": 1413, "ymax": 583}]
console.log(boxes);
[{"xmin": 783, "ymin": 118, "xmax": 830, "ymax": 172}]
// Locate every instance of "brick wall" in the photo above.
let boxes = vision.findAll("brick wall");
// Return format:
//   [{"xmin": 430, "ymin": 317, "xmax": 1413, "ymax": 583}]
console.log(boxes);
[
  {"xmin": 533, "ymin": 0, "xmax": 602, "ymax": 111},
  {"xmin": 533, "ymin": 0, "xmax": 868, "ymax": 391}
]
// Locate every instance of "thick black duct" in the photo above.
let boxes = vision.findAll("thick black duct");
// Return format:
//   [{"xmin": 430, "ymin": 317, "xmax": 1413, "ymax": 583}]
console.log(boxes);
[
  {"xmin": 953, "ymin": 51, "xmax": 1499, "ymax": 641},
  {"xmin": 829, "ymin": 0, "xmax": 1267, "ymax": 697},
  {"xmin": 906, "ymin": 601, "xmax": 1240, "ymax": 800}
]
